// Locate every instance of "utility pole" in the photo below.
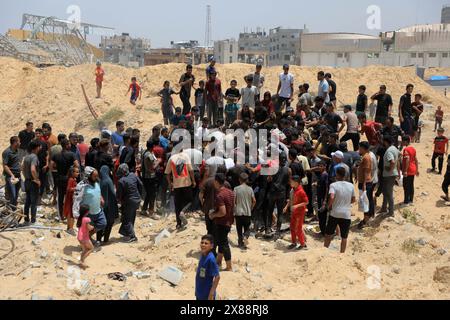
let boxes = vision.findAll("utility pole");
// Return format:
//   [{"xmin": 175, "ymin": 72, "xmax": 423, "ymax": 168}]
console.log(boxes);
[{"xmin": 205, "ymin": 5, "xmax": 212, "ymax": 47}]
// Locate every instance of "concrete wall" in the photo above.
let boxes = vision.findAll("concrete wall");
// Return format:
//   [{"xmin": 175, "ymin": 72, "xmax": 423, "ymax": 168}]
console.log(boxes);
[{"xmin": 301, "ymin": 52, "xmax": 381, "ymax": 68}]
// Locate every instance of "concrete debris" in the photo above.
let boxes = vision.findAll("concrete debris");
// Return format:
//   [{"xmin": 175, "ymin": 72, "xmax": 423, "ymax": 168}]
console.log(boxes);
[
  {"xmin": 74, "ymin": 280, "xmax": 91, "ymax": 296},
  {"xmin": 159, "ymin": 266, "xmax": 183, "ymax": 286},
  {"xmin": 133, "ymin": 271, "xmax": 151, "ymax": 279},
  {"xmin": 437, "ymin": 249, "xmax": 448, "ymax": 256},
  {"xmin": 32, "ymin": 237, "xmax": 45, "ymax": 246},
  {"xmin": 120, "ymin": 291, "xmax": 130, "ymax": 300},
  {"xmin": 154, "ymin": 229, "xmax": 171, "ymax": 246},
  {"xmin": 30, "ymin": 262, "xmax": 41, "ymax": 268}
]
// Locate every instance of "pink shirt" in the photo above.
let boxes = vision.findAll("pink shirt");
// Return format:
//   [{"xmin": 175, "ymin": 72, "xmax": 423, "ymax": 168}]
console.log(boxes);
[{"xmin": 77, "ymin": 217, "xmax": 91, "ymax": 242}]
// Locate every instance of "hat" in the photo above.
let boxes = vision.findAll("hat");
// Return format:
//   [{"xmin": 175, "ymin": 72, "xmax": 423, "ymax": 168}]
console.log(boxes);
[
  {"xmin": 331, "ymin": 151, "xmax": 344, "ymax": 160},
  {"xmin": 84, "ymin": 166, "xmax": 95, "ymax": 177}
]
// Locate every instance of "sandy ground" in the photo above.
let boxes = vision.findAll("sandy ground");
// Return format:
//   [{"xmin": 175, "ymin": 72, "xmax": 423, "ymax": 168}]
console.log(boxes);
[{"xmin": 0, "ymin": 58, "xmax": 450, "ymax": 300}]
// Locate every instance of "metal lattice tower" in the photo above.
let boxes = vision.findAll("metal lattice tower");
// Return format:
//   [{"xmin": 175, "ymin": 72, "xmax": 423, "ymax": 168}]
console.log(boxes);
[{"xmin": 205, "ymin": 5, "xmax": 212, "ymax": 48}]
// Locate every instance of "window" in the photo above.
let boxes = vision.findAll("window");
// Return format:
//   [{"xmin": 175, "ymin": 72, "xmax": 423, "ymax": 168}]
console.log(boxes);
[
  {"xmin": 229, "ymin": 56, "xmax": 233, "ymax": 63},
  {"xmin": 443, "ymin": 53, "xmax": 449, "ymax": 58},
  {"xmin": 229, "ymin": 45, "xmax": 233, "ymax": 53},
  {"xmin": 284, "ymin": 55, "xmax": 290, "ymax": 61},
  {"xmin": 411, "ymin": 53, "xmax": 417, "ymax": 58},
  {"xmin": 418, "ymin": 53, "xmax": 424, "ymax": 58},
  {"xmin": 429, "ymin": 53, "xmax": 437, "ymax": 58},
  {"xmin": 337, "ymin": 53, "xmax": 344, "ymax": 58}
]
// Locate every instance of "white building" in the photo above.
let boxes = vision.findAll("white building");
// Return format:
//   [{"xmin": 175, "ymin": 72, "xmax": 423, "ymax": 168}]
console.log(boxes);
[
  {"xmin": 268, "ymin": 27, "xmax": 307, "ymax": 66},
  {"xmin": 213, "ymin": 39, "xmax": 238, "ymax": 64},
  {"xmin": 300, "ymin": 33, "xmax": 382, "ymax": 68}
]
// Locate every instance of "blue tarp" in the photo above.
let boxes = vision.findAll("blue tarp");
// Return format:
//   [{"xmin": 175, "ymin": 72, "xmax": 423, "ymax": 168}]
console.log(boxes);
[{"xmin": 429, "ymin": 75, "xmax": 449, "ymax": 81}]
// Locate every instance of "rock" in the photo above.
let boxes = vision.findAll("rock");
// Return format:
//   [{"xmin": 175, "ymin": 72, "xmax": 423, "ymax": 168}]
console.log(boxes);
[
  {"xmin": 385, "ymin": 242, "xmax": 391, "ymax": 248},
  {"xmin": 125, "ymin": 270, "xmax": 134, "ymax": 277},
  {"xmin": 32, "ymin": 237, "xmax": 45, "ymax": 246},
  {"xmin": 74, "ymin": 280, "xmax": 91, "ymax": 296},
  {"xmin": 149, "ymin": 285, "xmax": 157, "ymax": 293},
  {"xmin": 265, "ymin": 284, "xmax": 273, "ymax": 292},
  {"xmin": 437, "ymin": 249, "xmax": 448, "ymax": 256},
  {"xmin": 56, "ymin": 271, "xmax": 66, "ymax": 278},
  {"xmin": 392, "ymin": 266, "xmax": 401, "ymax": 274},
  {"xmin": 40, "ymin": 251, "xmax": 48, "ymax": 259},
  {"xmin": 43, "ymin": 269, "xmax": 50, "ymax": 276},
  {"xmin": 56, "ymin": 232, "xmax": 62, "ymax": 239},
  {"xmin": 245, "ymin": 264, "xmax": 251, "ymax": 273},
  {"xmin": 22, "ymin": 270, "xmax": 32, "ymax": 279},
  {"xmin": 4, "ymin": 272, "xmax": 15, "ymax": 277},
  {"xmin": 154, "ymin": 229, "xmax": 171, "ymax": 246},
  {"xmin": 30, "ymin": 262, "xmax": 41, "ymax": 269},
  {"xmin": 416, "ymin": 238, "xmax": 427, "ymax": 246},
  {"xmin": 127, "ymin": 257, "xmax": 142, "ymax": 265},
  {"xmin": 133, "ymin": 271, "xmax": 151, "ymax": 280},
  {"xmin": 158, "ymin": 266, "xmax": 183, "ymax": 286},
  {"xmin": 31, "ymin": 293, "xmax": 53, "ymax": 300},
  {"xmin": 120, "ymin": 292, "xmax": 130, "ymax": 300},
  {"xmin": 433, "ymin": 266, "xmax": 450, "ymax": 284}
]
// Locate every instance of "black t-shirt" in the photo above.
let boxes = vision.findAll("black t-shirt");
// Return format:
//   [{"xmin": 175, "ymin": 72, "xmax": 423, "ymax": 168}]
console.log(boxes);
[
  {"xmin": 400, "ymin": 93, "xmax": 412, "ymax": 117},
  {"xmin": 356, "ymin": 94, "xmax": 367, "ymax": 112},
  {"xmin": 37, "ymin": 140, "xmax": 48, "ymax": 169},
  {"xmin": 254, "ymin": 106, "xmax": 269, "ymax": 123},
  {"xmin": 289, "ymin": 161, "xmax": 304, "ymax": 178},
  {"xmin": 94, "ymin": 151, "xmax": 114, "ymax": 172},
  {"xmin": 85, "ymin": 149, "xmax": 97, "ymax": 168},
  {"xmin": 380, "ymin": 125, "xmax": 403, "ymax": 147},
  {"xmin": 18, "ymin": 130, "xmax": 35, "ymax": 151},
  {"xmin": 324, "ymin": 113, "xmax": 343, "ymax": 133},
  {"xmin": 52, "ymin": 151, "xmax": 76, "ymax": 177},
  {"xmin": 179, "ymin": 73, "xmax": 195, "ymax": 98},
  {"xmin": 328, "ymin": 79, "xmax": 337, "ymax": 100},
  {"xmin": 225, "ymin": 88, "xmax": 241, "ymax": 99},
  {"xmin": 374, "ymin": 94, "xmax": 393, "ymax": 118}
]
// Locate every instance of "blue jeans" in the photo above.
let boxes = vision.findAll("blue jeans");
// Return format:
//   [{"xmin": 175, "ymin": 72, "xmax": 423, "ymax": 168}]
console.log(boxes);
[
  {"xmin": 24, "ymin": 180, "xmax": 39, "ymax": 222},
  {"xmin": 5, "ymin": 175, "xmax": 21, "ymax": 207},
  {"xmin": 88, "ymin": 210, "xmax": 107, "ymax": 232}
]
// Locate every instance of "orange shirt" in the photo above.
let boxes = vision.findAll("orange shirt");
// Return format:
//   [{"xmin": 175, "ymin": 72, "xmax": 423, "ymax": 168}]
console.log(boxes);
[
  {"xmin": 292, "ymin": 185, "xmax": 308, "ymax": 216},
  {"xmin": 95, "ymin": 67, "xmax": 104, "ymax": 83}
]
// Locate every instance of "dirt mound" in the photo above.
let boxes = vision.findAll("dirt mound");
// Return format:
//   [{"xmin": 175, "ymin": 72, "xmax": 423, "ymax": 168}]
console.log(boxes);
[{"xmin": 0, "ymin": 57, "xmax": 449, "ymax": 147}]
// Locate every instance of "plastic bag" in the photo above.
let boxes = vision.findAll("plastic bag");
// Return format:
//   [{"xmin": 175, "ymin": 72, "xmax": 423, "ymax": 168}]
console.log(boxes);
[{"xmin": 358, "ymin": 190, "xmax": 369, "ymax": 213}]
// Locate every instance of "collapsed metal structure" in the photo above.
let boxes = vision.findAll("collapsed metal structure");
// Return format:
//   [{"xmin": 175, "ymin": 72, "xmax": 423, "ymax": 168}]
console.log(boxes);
[{"xmin": 0, "ymin": 13, "xmax": 114, "ymax": 66}]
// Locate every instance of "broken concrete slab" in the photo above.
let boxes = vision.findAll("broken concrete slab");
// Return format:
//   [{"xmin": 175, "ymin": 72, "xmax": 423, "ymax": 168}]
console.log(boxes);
[
  {"xmin": 74, "ymin": 280, "xmax": 91, "ymax": 296},
  {"xmin": 133, "ymin": 271, "xmax": 151, "ymax": 279},
  {"xmin": 120, "ymin": 291, "xmax": 130, "ymax": 300},
  {"xmin": 158, "ymin": 266, "xmax": 183, "ymax": 286},
  {"xmin": 154, "ymin": 229, "xmax": 171, "ymax": 246}
]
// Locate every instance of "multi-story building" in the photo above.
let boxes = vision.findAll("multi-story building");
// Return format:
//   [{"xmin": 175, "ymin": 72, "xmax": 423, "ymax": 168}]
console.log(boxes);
[
  {"xmin": 442, "ymin": 5, "xmax": 450, "ymax": 24},
  {"xmin": 100, "ymin": 33, "xmax": 151, "ymax": 67},
  {"xmin": 268, "ymin": 27, "xmax": 307, "ymax": 66},
  {"xmin": 299, "ymin": 33, "xmax": 382, "ymax": 68},
  {"xmin": 213, "ymin": 39, "xmax": 238, "ymax": 64},
  {"xmin": 238, "ymin": 29, "xmax": 269, "ymax": 66},
  {"xmin": 144, "ymin": 46, "xmax": 213, "ymax": 66}
]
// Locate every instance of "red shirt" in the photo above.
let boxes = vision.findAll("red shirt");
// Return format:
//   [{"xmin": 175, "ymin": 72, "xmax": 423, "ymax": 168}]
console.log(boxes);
[
  {"xmin": 214, "ymin": 187, "xmax": 235, "ymax": 227},
  {"xmin": 361, "ymin": 121, "xmax": 382, "ymax": 146},
  {"xmin": 292, "ymin": 185, "xmax": 308, "ymax": 216},
  {"xmin": 205, "ymin": 79, "xmax": 222, "ymax": 103},
  {"xmin": 95, "ymin": 67, "xmax": 104, "ymax": 83},
  {"xmin": 153, "ymin": 145, "xmax": 166, "ymax": 172},
  {"xmin": 434, "ymin": 135, "xmax": 449, "ymax": 154},
  {"xmin": 402, "ymin": 146, "xmax": 417, "ymax": 176},
  {"xmin": 129, "ymin": 83, "xmax": 141, "ymax": 96},
  {"xmin": 435, "ymin": 110, "xmax": 444, "ymax": 120}
]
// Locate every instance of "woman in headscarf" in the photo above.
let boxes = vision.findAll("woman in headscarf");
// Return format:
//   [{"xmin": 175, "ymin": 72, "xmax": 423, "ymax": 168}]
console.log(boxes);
[
  {"xmin": 81, "ymin": 166, "xmax": 107, "ymax": 246},
  {"xmin": 117, "ymin": 163, "xmax": 142, "ymax": 243},
  {"xmin": 97, "ymin": 165, "xmax": 118, "ymax": 243}
]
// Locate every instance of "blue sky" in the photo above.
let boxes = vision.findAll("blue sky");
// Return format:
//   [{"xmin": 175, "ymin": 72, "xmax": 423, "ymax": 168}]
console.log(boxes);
[{"xmin": 1, "ymin": 0, "xmax": 448, "ymax": 47}]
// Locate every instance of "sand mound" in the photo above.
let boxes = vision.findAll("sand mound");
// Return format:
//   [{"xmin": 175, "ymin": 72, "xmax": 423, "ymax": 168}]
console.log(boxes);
[{"xmin": 0, "ymin": 57, "xmax": 449, "ymax": 147}]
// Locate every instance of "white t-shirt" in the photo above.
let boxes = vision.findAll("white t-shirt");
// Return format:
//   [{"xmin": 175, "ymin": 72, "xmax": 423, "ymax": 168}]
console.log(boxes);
[
  {"xmin": 318, "ymin": 80, "xmax": 330, "ymax": 103},
  {"xmin": 369, "ymin": 151, "xmax": 379, "ymax": 185},
  {"xmin": 240, "ymin": 86, "xmax": 258, "ymax": 109},
  {"xmin": 329, "ymin": 181, "xmax": 355, "ymax": 220},
  {"xmin": 279, "ymin": 73, "xmax": 294, "ymax": 98}
]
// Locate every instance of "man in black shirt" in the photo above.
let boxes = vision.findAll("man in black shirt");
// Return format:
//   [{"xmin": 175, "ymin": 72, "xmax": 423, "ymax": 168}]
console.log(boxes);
[
  {"xmin": 51, "ymin": 139, "xmax": 79, "ymax": 219},
  {"xmin": 379, "ymin": 117, "xmax": 404, "ymax": 148},
  {"xmin": 94, "ymin": 139, "xmax": 114, "ymax": 172},
  {"xmin": 18, "ymin": 122, "xmax": 35, "ymax": 161},
  {"xmin": 325, "ymin": 73, "xmax": 337, "ymax": 107},
  {"xmin": 34, "ymin": 128, "xmax": 49, "ymax": 198},
  {"xmin": 356, "ymin": 85, "xmax": 368, "ymax": 117},
  {"xmin": 371, "ymin": 85, "xmax": 393, "ymax": 125},
  {"xmin": 179, "ymin": 64, "xmax": 196, "ymax": 115},
  {"xmin": 85, "ymin": 138, "xmax": 99, "ymax": 169},
  {"xmin": 399, "ymin": 84, "xmax": 415, "ymax": 138},
  {"xmin": 323, "ymin": 104, "xmax": 344, "ymax": 133},
  {"xmin": 2, "ymin": 136, "xmax": 21, "ymax": 207}
]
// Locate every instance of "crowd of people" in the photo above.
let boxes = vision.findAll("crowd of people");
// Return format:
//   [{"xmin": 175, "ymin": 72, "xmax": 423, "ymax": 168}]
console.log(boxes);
[{"xmin": 1, "ymin": 60, "xmax": 449, "ymax": 300}]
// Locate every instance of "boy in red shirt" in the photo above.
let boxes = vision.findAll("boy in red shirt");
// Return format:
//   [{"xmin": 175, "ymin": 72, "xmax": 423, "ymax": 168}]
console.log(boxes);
[
  {"xmin": 95, "ymin": 61, "xmax": 105, "ymax": 99},
  {"xmin": 126, "ymin": 77, "xmax": 142, "ymax": 105},
  {"xmin": 358, "ymin": 113, "xmax": 382, "ymax": 146},
  {"xmin": 432, "ymin": 128, "xmax": 449, "ymax": 175},
  {"xmin": 284, "ymin": 175, "xmax": 309, "ymax": 250},
  {"xmin": 401, "ymin": 136, "xmax": 419, "ymax": 205}
]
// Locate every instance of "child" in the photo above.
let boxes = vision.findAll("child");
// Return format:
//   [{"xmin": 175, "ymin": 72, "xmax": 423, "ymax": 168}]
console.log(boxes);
[
  {"xmin": 262, "ymin": 91, "xmax": 275, "ymax": 114},
  {"xmin": 195, "ymin": 80, "xmax": 206, "ymax": 119},
  {"xmin": 283, "ymin": 175, "xmax": 309, "ymax": 250},
  {"xmin": 225, "ymin": 100, "xmax": 239, "ymax": 127},
  {"xmin": 171, "ymin": 107, "xmax": 187, "ymax": 128},
  {"xmin": 233, "ymin": 173, "xmax": 256, "ymax": 249},
  {"xmin": 432, "ymin": 128, "xmax": 449, "ymax": 175},
  {"xmin": 435, "ymin": 106, "xmax": 444, "ymax": 132},
  {"xmin": 415, "ymin": 119, "xmax": 424, "ymax": 143},
  {"xmin": 77, "ymin": 204, "xmax": 94, "ymax": 269},
  {"xmin": 411, "ymin": 93, "xmax": 423, "ymax": 140},
  {"xmin": 195, "ymin": 235, "xmax": 220, "ymax": 301},
  {"xmin": 95, "ymin": 61, "xmax": 105, "ymax": 99},
  {"xmin": 158, "ymin": 81, "xmax": 179, "ymax": 126},
  {"xmin": 126, "ymin": 77, "xmax": 142, "ymax": 105},
  {"xmin": 64, "ymin": 166, "xmax": 79, "ymax": 236}
]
